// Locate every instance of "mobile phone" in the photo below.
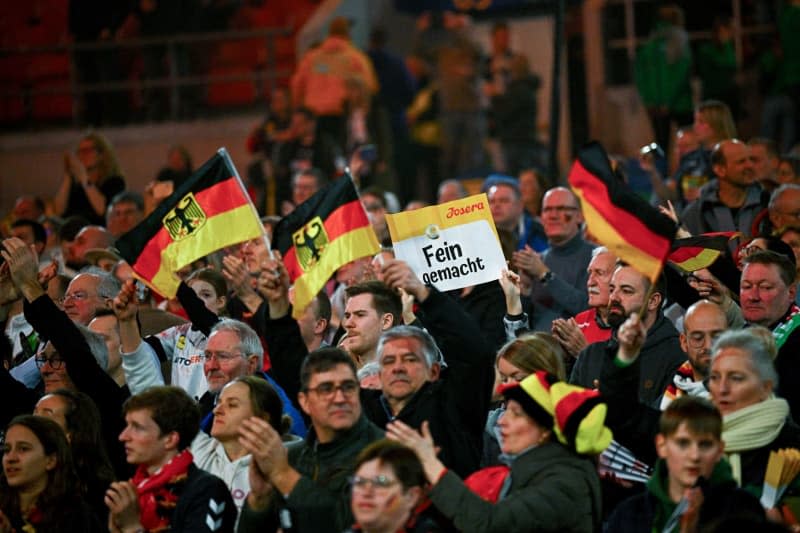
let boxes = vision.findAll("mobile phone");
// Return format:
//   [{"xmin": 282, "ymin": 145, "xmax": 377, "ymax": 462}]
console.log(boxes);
[{"xmin": 357, "ymin": 144, "xmax": 378, "ymax": 163}]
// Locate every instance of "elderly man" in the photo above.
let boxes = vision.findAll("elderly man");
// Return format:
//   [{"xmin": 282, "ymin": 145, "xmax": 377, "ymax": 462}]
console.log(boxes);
[
  {"xmin": 552, "ymin": 247, "xmax": 618, "ymax": 358},
  {"xmin": 236, "ymin": 348, "xmax": 384, "ymax": 533},
  {"xmin": 514, "ymin": 186, "xmax": 596, "ymax": 332},
  {"xmin": 740, "ymin": 250, "xmax": 800, "ymax": 418},
  {"xmin": 63, "ymin": 270, "xmax": 119, "ymax": 325},
  {"xmin": 768, "ymin": 184, "xmax": 800, "ymax": 233}
]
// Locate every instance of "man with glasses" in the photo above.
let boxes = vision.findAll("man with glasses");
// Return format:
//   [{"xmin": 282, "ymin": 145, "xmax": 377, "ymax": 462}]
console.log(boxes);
[
  {"xmin": 513, "ymin": 186, "xmax": 596, "ymax": 332},
  {"xmin": 659, "ymin": 300, "xmax": 727, "ymax": 409},
  {"xmin": 63, "ymin": 270, "xmax": 119, "ymax": 325},
  {"xmin": 237, "ymin": 347, "xmax": 384, "ymax": 533}
]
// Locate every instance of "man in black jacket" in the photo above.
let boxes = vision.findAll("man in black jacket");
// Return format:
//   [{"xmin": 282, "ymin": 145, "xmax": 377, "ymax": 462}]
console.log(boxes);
[
  {"xmin": 237, "ymin": 347, "xmax": 384, "ymax": 533},
  {"xmin": 361, "ymin": 260, "xmax": 496, "ymax": 477},
  {"xmin": 570, "ymin": 262, "xmax": 685, "ymax": 408},
  {"xmin": 105, "ymin": 386, "xmax": 236, "ymax": 532}
]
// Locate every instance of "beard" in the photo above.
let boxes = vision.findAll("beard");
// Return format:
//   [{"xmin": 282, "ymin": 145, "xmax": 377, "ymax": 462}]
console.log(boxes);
[{"xmin": 607, "ymin": 303, "xmax": 629, "ymax": 328}]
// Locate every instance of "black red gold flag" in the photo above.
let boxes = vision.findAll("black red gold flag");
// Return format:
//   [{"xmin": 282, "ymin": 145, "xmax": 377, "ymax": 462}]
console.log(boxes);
[
  {"xmin": 568, "ymin": 142, "xmax": 677, "ymax": 282},
  {"xmin": 272, "ymin": 175, "xmax": 380, "ymax": 318},
  {"xmin": 116, "ymin": 148, "xmax": 263, "ymax": 297}
]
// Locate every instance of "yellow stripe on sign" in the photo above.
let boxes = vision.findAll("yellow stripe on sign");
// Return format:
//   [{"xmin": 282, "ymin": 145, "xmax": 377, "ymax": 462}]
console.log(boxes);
[
  {"xmin": 291, "ymin": 226, "xmax": 380, "ymax": 319},
  {"xmin": 146, "ymin": 205, "xmax": 263, "ymax": 298},
  {"xmin": 575, "ymin": 189, "xmax": 663, "ymax": 282},
  {"xmin": 387, "ymin": 193, "xmax": 498, "ymax": 242}
]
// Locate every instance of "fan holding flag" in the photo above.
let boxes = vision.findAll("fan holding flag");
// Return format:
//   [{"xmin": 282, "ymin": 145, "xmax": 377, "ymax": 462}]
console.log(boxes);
[{"xmin": 567, "ymin": 141, "xmax": 685, "ymax": 407}]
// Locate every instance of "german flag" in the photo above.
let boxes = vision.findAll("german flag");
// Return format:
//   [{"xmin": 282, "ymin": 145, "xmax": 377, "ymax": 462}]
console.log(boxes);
[
  {"xmin": 273, "ymin": 175, "xmax": 380, "ymax": 318},
  {"xmin": 568, "ymin": 142, "xmax": 676, "ymax": 283},
  {"xmin": 116, "ymin": 148, "xmax": 263, "ymax": 297},
  {"xmin": 668, "ymin": 232, "xmax": 739, "ymax": 272}
]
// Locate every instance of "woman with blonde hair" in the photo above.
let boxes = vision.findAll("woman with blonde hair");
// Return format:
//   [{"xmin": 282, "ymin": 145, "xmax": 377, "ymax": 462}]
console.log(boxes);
[
  {"xmin": 54, "ymin": 132, "xmax": 126, "ymax": 224},
  {"xmin": 483, "ymin": 332, "xmax": 566, "ymax": 466}
]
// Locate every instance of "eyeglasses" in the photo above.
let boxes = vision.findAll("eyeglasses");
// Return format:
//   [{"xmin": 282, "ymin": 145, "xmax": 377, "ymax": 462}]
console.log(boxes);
[
  {"xmin": 349, "ymin": 475, "xmax": 399, "ymax": 491},
  {"xmin": 202, "ymin": 351, "xmax": 244, "ymax": 364},
  {"xmin": 63, "ymin": 291, "xmax": 91, "ymax": 302},
  {"xmin": 35, "ymin": 355, "xmax": 65, "ymax": 369},
  {"xmin": 686, "ymin": 331, "xmax": 722, "ymax": 348},
  {"xmin": 542, "ymin": 206, "xmax": 579, "ymax": 215},
  {"xmin": 363, "ymin": 203, "xmax": 383, "ymax": 213},
  {"xmin": 305, "ymin": 380, "xmax": 359, "ymax": 399}
]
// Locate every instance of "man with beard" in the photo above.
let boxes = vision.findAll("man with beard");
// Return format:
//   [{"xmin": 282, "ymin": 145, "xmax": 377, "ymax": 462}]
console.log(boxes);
[
  {"xmin": 659, "ymin": 300, "xmax": 727, "ymax": 409},
  {"xmin": 569, "ymin": 262, "xmax": 685, "ymax": 407}
]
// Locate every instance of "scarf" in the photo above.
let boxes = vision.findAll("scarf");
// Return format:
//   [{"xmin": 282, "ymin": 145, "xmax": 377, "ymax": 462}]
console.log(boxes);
[
  {"xmin": 722, "ymin": 397, "xmax": 788, "ymax": 486},
  {"xmin": 659, "ymin": 361, "xmax": 709, "ymax": 410},
  {"xmin": 773, "ymin": 305, "xmax": 800, "ymax": 349},
  {"xmin": 132, "ymin": 449, "xmax": 194, "ymax": 532}
]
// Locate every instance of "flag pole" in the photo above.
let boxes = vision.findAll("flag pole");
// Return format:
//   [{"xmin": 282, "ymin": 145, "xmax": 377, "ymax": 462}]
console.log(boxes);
[{"xmin": 217, "ymin": 147, "xmax": 275, "ymax": 260}]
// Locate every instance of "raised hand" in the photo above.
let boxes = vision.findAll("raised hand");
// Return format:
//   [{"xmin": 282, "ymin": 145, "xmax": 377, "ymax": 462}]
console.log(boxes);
[
  {"xmin": 386, "ymin": 420, "xmax": 444, "ymax": 483},
  {"xmin": 616, "ymin": 312, "xmax": 647, "ymax": 364},
  {"xmin": 381, "ymin": 259, "xmax": 429, "ymax": 302}
]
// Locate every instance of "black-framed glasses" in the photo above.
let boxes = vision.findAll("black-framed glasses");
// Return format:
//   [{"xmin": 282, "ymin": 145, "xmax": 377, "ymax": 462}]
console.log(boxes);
[
  {"xmin": 35, "ymin": 355, "xmax": 65, "ymax": 369},
  {"xmin": 686, "ymin": 331, "xmax": 722, "ymax": 348},
  {"xmin": 349, "ymin": 475, "xmax": 399, "ymax": 491},
  {"xmin": 305, "ymin": 380, "xmax": 359, "ymax": 400},
  {"xmin": 201, "ymin": 351, "xmax": 244, "ymax": 364}
]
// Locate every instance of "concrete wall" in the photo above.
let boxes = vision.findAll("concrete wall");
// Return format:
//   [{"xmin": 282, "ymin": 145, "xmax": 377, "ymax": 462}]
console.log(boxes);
[{"xmin": 0, "ymin": 114, "xmax": 262, "ymax": 216}]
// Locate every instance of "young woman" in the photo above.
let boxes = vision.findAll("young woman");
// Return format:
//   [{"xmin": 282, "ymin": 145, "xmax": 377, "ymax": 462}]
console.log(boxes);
[
  {"xmin": 0, "ymin": 415, "xmax": 102, "ymax": 532},
  {"xmin": 483, "ymin": 332, "xmax": 566, "ymax": 466},
  {"xmin": 191, "ymin": 375, "xmax": 293, "ymax": 517},
  {"xmin": 33, "ymin": 389, "xmax": 115, "ymax": 523}
]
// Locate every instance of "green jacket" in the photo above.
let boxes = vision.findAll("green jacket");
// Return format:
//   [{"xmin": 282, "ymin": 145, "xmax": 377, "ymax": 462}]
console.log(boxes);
[{"xmin": 635, "ymin": 25, "xmax": 693, "ymax": 114}]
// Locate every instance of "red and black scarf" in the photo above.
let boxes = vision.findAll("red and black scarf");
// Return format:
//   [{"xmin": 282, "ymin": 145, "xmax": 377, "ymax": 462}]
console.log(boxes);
[{"xmin": 132, "ymin": 449, "xmax": 193, "ymax": 532}]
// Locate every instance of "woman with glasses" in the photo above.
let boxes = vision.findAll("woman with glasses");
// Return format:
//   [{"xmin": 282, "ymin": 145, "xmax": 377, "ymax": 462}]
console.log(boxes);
[
  {"xmin": 0, "ymin": 415, "xmax": 103, "ymax": 532},
  {"xmin": 345, "ymin": 440, "xmax": 440, "ymax": 533}
]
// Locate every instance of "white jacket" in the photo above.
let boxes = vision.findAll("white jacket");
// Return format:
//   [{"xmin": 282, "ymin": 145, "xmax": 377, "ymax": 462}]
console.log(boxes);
[{"xmin": 191, "ymin": 432, "xmax": 252, "ymax": 517}]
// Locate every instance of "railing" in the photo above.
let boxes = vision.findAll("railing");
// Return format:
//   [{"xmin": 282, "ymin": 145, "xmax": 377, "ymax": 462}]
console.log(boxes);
[{"xmin": 0, "ymin": 26, "xmax": 293, "ymax": 126}]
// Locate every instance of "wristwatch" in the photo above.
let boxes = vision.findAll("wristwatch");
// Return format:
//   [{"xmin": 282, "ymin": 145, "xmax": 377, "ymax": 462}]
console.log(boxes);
[{"xmin": 539, "ymin": 271, "xmax": 553, "ymax": 284}]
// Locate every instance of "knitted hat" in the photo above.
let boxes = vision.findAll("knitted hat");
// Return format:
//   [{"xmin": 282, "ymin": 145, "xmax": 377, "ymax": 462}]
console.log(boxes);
[{"xmin": 500, "ymin": 371, "xmax": 613, "ymax": 455}]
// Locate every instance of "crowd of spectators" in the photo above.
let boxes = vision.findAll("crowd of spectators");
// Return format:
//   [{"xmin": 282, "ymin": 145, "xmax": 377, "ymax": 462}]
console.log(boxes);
[{"xmin": 2, "ymin": 4, "xmax": 800, "ymax": 533}]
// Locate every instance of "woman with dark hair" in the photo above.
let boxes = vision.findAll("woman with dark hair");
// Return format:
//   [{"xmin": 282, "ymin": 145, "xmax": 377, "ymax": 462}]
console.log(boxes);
[
  {"xmin": 345, "ymin": 440, "xmax": 439, "ymax": 533},
  {"xmin": 33, "ymin": 389, "xmax": 116, "ymax": 522},
  {"xmin": 0, "ymin": 415, "xmax": 102, "ymax": 532},
  {"xmin": 191, "ymin": 375, "xmax": 291, "ymax": 517},
  {"xmin": 777, "ymin": 154, "xmax": 800, "ymax": 184}
]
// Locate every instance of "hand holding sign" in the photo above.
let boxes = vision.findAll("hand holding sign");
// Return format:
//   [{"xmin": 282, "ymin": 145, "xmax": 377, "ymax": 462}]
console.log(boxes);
[{"xmin": 382, "ymin": 259, "xmax": 430, "ymax": 303}]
